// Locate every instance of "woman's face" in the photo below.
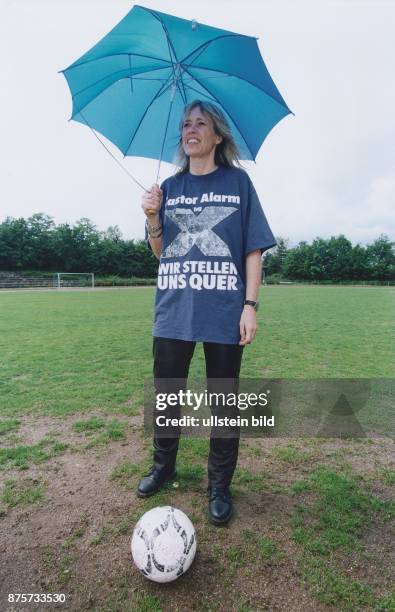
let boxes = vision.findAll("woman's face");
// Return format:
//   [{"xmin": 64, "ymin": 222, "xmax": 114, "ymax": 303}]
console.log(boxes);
[{"xmin": 182, "ymin": 106, "xmax": 222, "ymax": 160}]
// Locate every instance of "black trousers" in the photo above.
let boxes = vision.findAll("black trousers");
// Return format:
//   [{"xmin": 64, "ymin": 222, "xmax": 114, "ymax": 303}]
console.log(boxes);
[{"xmin": 152, "ymin": 337, "xmax": 244, "ymax": 488}]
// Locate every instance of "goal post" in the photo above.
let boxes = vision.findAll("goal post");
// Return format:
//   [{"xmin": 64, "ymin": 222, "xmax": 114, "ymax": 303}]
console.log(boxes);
[{"xmin": 54, "ymin": 272, "xmax": 95, "ymax": 289}]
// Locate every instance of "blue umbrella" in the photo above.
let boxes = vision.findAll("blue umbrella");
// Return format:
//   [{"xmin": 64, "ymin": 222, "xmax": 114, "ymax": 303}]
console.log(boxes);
[{"xmin": 61, "ymin": 4, "xmax": 291, "ymax": 175}]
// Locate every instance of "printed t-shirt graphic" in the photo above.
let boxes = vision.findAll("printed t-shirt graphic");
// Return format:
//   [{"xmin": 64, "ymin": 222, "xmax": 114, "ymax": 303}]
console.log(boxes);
[
  {"xmin": 148, "ymin": 166, "xmax": 276, "ymax": 344},
  {"xmin": 162, "ymin": 206, "xmax": 237, "ymax": 258}
]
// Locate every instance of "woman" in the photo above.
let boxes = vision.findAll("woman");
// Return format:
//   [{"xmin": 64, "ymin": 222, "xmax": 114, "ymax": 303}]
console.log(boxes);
[{"xmin": 137, "ymin": 100, "xmax": 276, "ymax": 525}]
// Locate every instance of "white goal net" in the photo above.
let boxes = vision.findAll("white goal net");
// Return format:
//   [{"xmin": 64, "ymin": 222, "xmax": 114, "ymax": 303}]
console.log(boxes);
[{"xmin": 54, "ymin": 273, "xmax": 95, "ymax": 289}]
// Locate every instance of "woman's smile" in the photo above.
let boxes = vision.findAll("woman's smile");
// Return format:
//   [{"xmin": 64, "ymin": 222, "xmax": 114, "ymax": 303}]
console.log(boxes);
[{"xmin": 182, "ymin": 107, "xmax": 222, "ymax": 159}]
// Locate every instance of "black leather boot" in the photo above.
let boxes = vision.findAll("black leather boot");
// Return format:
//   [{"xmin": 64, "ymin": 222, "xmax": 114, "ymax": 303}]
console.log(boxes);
[
  {"xmin": 207, "ymin": 485, "xmax": 233, "ymax": 525},
  {"xmin": 136, "ymin": 466, "xmax": 177, "ymax": 498}
]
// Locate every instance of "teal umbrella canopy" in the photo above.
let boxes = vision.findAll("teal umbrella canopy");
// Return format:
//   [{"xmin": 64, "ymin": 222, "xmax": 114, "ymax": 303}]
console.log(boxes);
[{"xmin": 61, "ymin": 4, "xmax": 292, "ymax": 163}]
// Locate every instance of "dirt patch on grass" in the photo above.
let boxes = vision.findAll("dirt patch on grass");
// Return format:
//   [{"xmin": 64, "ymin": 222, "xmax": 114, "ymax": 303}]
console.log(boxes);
[{"xmin": 0, "ymin": 418, "xmax": 393, "ymax": 611}]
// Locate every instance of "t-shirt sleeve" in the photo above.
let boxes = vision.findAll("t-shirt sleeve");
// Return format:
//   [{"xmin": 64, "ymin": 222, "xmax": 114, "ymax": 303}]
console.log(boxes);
[
  {"xmin": 145, "ymin": 180, "xmax": 166, "ymax": 251},
  {"xmin": 243, "ymin": 177, "xmax": 277, "ymax": 255}
]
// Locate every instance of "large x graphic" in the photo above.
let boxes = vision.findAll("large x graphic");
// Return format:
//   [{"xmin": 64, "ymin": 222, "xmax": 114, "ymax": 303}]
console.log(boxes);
[{"xmin": 161, "ymin": 206, "xmax": 237, "ymax": 259}]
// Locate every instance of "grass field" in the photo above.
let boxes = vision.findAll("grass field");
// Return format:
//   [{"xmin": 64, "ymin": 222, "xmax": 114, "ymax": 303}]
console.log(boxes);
[
  {"xmin": 0, "ymin": 286, "xmax": 394, "ymax": 611},
  {"xmin": 1, "ymin": 285, "xmax": 394, "ymax": 416}
]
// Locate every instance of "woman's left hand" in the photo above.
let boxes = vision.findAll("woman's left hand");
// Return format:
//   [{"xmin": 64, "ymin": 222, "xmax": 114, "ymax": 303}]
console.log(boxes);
[{"xmin": 239, "ymin": 306, "xmax": 257, "ymax": 345}]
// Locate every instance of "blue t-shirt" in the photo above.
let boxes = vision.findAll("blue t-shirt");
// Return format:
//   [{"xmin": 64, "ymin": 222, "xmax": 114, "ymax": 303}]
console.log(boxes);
[{"xmin": 149, "ymin": 165, "xmax": 276, "ymax": 344}]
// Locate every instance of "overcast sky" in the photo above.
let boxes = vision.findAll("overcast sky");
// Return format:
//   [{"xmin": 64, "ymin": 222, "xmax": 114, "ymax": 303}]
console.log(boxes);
[{"xmin": 1, "ymin": 0, "xmax": 394, "ymax": 246}]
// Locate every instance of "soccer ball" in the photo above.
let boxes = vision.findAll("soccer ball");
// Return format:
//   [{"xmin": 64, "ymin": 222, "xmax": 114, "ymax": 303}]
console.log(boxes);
[{"xmin": 131, "ymin": 506, "xmax": 197, "ymax": 583}]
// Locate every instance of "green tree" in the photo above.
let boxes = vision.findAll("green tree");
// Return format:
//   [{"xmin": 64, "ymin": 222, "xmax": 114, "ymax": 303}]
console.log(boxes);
[
  {"xmin": 2, "ymin": 213, "xmax": 391, "ymax": 282},
  {"xmin": 26, "ymin": 213, "xmax": 56, "ymax": 270},
  {"xmin": 283, "ymin": 241, "xmax": 314, "ymax": 280},
  {"xmin": 102, "ymin": 225, "xmax": 123, "ymax": 242},
  {"xmin": 349, "ymin": 244, "xmax": 369, "ymax": 280},
  {"xmin": 325, "ymin": 235, "xmax": 354, "ymax": 281},
  {"xmin": 365, "ymin": 234, "xmax": 395, "ymax": 280},
  {"xmin": 51, "ymin": 218, "xmax": 101, "ymax": 271},
  {"xmin": 285, "ymin": 235, "xmax": 354, "ymax": 281},
  {"xmin": 266, "ymin": 236, "xmax": 289, "ymax": 276},
  {"xmin": 118, "ymin": 240, "xmax": 158, "ymax": 278},
  {"xmin": 0, "ymin": 217, "xmax": 32, "ymax": 269}
]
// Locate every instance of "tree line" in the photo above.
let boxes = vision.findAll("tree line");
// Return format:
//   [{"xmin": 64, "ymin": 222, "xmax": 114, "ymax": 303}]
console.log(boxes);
[
  {"xmin": 0, "ymin": 214, "xmax": 393, "ymax": 281},
  {"xmin": 0, "ymin": 214, "xmax": 158, "ymax": 278},
  {"xmin": 265, "ymin": 235, "xmax": 394, "ymax": 281}
]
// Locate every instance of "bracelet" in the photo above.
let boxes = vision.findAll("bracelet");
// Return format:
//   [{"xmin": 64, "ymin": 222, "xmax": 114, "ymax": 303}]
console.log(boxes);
[
  {"xmin": 146, "ymin": 219, "xmax": 162, "ymax": 232},
  {"xmin": 146, "ymin": 219, "xmax": 163, "ymax": 237},
  {"xmin": 148, "ymin": 228, "xmax": 163, "ymax": 238},
  {"xmin": 147, "ymin": 229, "xmax": 163, "ymax": 239}
]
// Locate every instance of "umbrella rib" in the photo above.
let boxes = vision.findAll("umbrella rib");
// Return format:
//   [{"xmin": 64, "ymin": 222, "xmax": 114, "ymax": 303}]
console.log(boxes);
[
  {"xmin": 184, "ymin": 65, "xmax": 290, "ymax": 112},
  {"xmin": 139, "ymin": 6, "xmax": 179, "ymax": 66},
  {"xmin": 128, "ymin": 55, "xmax": 133, "ymax": 94},
  {"xmin": 70, "ymin": 74, "xmax": 171, "ymax": 121},
  {"xmin": 123, "ymin": 79, "xmax": 173, "ymax": 157},
  {"xmin": 183, "ymin": 75, "xmax": 231, "ymax": 81},
  {"xmin": 71, "ymin": 65, "xmax": 171, "ymax": 100},
  {"xmin": 156, "ymin": 96, "xmax": 175, "ymax": 183},
  {"xmin": 180, "ymin": 35, "xmax": 290, "ymax": 112},
  {"xmin": 133, "ymin": 77, "xmax": 170, "ymax": 81},
  {"xmin": 61, "ymin": 52, "xmax": 171, "ymax": 72},
  {"xmin": 180, "ymin": 34, "xmax": 255, "ymax": 66},
  {"xmin": 141, "ymin": 6, "xmax": 188, "ymax": 104},
  {"xmin": 182, "ymin": 67, "xmax": 255, "ymax": 160},
  {"xmin": 183, "ymin": 82, "xmax": 217, "ymax": 103},
  {"xmin": 182, "ymin": 42, "xmax": 211, "ymax": 71}
]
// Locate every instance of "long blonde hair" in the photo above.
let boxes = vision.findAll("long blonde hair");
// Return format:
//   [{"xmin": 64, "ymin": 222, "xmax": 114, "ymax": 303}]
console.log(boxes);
[{"xmin": 174, "ymin": 100, "xmax": 242, "ymax": 175}]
